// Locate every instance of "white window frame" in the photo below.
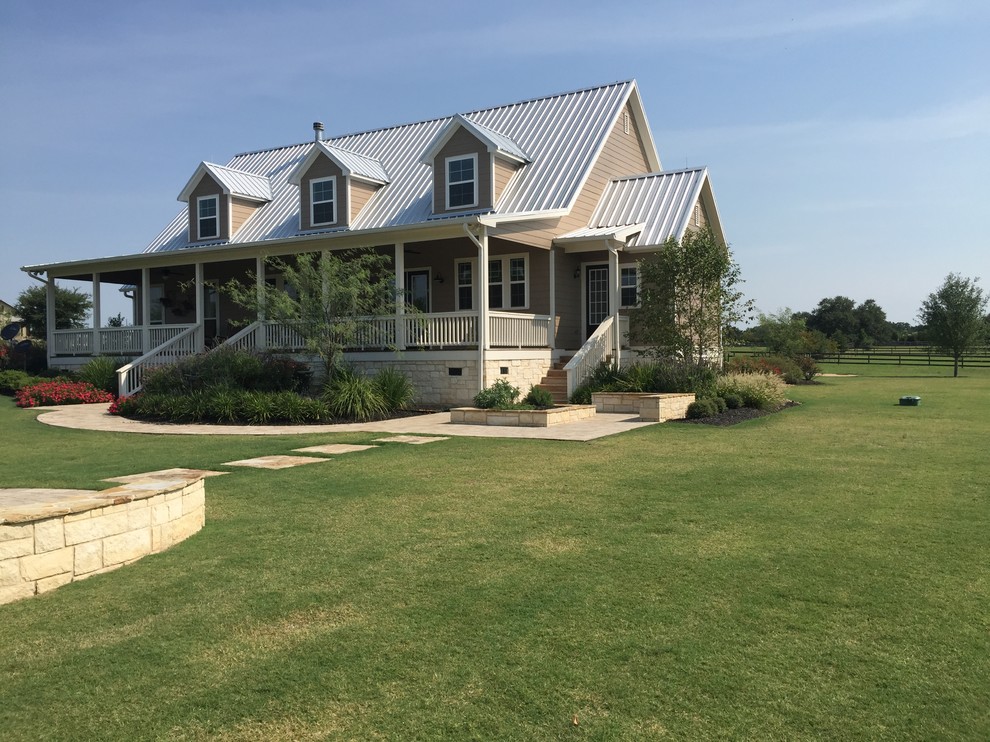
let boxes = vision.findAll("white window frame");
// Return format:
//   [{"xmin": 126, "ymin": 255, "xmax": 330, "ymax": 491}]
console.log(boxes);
[
  {"xmin": 620, "ymin": 266, "xmax": 640, "ymax": 308},
  {"xmin": 454, "ymin": 259, "xmax": 474, "ymax": 311},
  {"xmin": 310, "ymin": 176, "xmax": 337, "ymax": 227},
  {"xmin": 445, "ymin": 153, "xmax": 478, "ymax": 210},
  {"xmin": 197, "ymin": 195, "xmax": 219, "ymax": 240},
  {"xmin": 486, "ymin": 254, "xmax": 529, "ymax": 310}
]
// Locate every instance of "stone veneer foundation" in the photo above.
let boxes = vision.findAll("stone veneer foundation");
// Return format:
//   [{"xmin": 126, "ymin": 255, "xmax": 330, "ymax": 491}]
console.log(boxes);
[
  {"xmin": 0, "ymin": 478, "xmax": 206, "ymax": 605},
  {"xmin": 592, "ymin": 392, "xmax": 696, "ymax": 422},
  {"xmin": 450, "ymin": 404, "xmax": 597, "ymax": 427}
]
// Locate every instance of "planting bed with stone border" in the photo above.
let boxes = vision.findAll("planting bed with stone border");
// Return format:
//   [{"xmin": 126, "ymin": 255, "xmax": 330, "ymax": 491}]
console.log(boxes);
[
  {"xmin": 592, "ymin": 392, "xmax": 696, "ymax": 422},
  {"xmin": 0, "ymin": 477, "xmax": 206, "ymax": 605},
  {"xmin": 449, "ymin": 405, "xmax": 597, "ymax": 427}
]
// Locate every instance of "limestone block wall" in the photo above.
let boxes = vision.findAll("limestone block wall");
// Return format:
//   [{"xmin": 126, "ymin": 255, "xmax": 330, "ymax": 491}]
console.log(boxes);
[{"xmin": 0, "ymin": 479, "xmax": 206, "ymax": 605}]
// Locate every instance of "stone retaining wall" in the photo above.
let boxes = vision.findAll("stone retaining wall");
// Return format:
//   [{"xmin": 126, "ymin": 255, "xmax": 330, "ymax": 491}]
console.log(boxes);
[
  {"xmin": 592, "ymin": 392, "xmax": 696, "ymax": 422},
  {"xmin": 450, "ymin": 405, "xmax": 596, "ymax": 427},
  {"xmin": 0, "ymin": 479, "xmax": 206, "ymax": 605}
]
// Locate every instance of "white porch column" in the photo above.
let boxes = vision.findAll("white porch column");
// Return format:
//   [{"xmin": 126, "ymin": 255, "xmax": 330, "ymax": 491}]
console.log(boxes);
[
  {"xmin": 609, "ymin": 246, "xmax": 621, "ymax": 368},
  {"xmin": 194, "ymin": 262, "xmax": 205, "ymax": 350},
  {"xmin": 548, "ymin": 248, "xmax": 556, "ymax": 350},
  {"xmin": 255, "ymin": 256, "xmax": 267, "ymax": 351},
  {"xmin": 91, "ymin": 272, "xmax": 101, "ymax": 353},
  {"xmin": 394, "ymin": 243, "xmax": 405, "ymax": 351},
  {"xmin": 45, "ymin": 275, "xmax": 56, "ymax": 366},
  {"xmin": 140, "ymin": 267, "xmax": 150, "ymax": 353}
]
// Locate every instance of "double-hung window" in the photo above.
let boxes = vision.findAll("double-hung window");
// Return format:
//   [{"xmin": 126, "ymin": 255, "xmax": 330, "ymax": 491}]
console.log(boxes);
[
  {"xmin": 311, "ymin": 176, "xmax": 336, "ymax": 226},
  {"xmin": 486, "ymin": 255, "xmax": 528, "ymax": 310},
  {"xmin": 620, "ymin": 266, "xmax": 639, "ymax": 307},
  {"xmin": 456, "ymin": 260, "xmax": 473, "ymax": 310},
  {"xmin": 197, "ymin": 195, "xmax": 219, "ymax": 240},
  {"xmin": 446, "ymin": 154, "xmax": 477, "ymax": 209}
]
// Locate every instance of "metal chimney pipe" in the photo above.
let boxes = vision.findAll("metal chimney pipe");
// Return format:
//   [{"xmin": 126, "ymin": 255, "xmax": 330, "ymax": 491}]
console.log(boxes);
[{"xmin": 313, "ymin": 122, "xmax": 324, "ymax": 142}]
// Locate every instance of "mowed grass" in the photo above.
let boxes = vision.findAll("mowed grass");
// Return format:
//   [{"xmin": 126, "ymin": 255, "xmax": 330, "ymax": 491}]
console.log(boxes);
[{"xmin": 1, "ymin": 371, "xmax": 988, "ymax": 741}]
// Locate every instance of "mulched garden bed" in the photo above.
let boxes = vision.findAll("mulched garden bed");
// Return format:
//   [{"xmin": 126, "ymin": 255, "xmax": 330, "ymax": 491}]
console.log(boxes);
[{"xmin": 674, "ymin": 400, "xmax": 801, "ymax": 426}]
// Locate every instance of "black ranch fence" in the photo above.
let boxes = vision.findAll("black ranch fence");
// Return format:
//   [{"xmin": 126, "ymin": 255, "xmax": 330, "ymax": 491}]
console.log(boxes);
[{"xmin": 726, "ymin": 347, "xmax": 990, "ymax": 369}]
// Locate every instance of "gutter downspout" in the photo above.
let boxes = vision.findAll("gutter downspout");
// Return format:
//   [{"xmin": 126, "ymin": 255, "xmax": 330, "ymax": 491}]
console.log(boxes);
[{"xmin": 607, "ymin": 240, "xmax": 621, "ymax": 369}]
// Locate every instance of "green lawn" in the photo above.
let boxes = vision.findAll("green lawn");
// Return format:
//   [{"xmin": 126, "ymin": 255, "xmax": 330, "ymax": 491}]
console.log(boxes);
[{"xmin": 1, "ymin": 372, "xmax": 988, "ymax": 740}]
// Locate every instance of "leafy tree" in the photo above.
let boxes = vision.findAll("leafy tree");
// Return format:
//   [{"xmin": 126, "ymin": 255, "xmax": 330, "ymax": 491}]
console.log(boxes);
[
  {"xmin": 854, "ymin": 299, "xmax": 891, "ymax": 346},
  {"xmin": 749, "ymin": 308, "xmax": 806, "ymax": 355},
  {"xmin": 634, "ymin": 227, "xmax": 752, "ymax": 365},
  {"xmin": 107, "ymin": 313, "xmax": 127, "ymax": 328},
  {"xmin": 919, "ymin": 273, "xmax": 988, "ymax": 377},
  {"xmin": 224, "ymin": 250, "xmax": 399, "ymax": 377},
  {"xmin": 15, "ymin": 285, "xmax": 92, "ymax": 337},
  {"xmin": 807, "ymin": 296, "xmax": 858, "ymax": 339}
]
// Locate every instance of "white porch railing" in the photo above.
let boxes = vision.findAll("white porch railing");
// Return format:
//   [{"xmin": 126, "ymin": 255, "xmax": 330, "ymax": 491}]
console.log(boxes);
[
  {"xmin": 224, "ymin": 312, "xmax": 552, "ymax": 353},
  {"xmin": 116, "ymin": 326, "xmax": 199, "ymax": 397},
  {"xmin": 564, "ymin": 316, "xmax": 617, "ymax": 399},
  {"xmin": 53, "ymin": 325, "xmax": 190, "ymax": 356},
  {"xmin": 490, "ymin": 311, "xmax": 552, "ymax": 348}
]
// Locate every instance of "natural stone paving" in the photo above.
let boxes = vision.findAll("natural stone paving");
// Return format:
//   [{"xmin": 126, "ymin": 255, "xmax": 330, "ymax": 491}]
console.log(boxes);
[
  {"xmin": 104, "ymin": 468, "xmax": 228, "ymax": 484},
  {"xmin": 223, "ymin": 455, "xmax": 335, "ymax": 470},
  {"xmin": 373, "ymin": 435, "xmax": 450, "ymax": 445},
  {"xmin": 32, "ymin": 404, "xmax": 657, "ymax": 441},
  {"xmin": 292, "ymin": 444, "xmax": 378, "ymax": 455}
]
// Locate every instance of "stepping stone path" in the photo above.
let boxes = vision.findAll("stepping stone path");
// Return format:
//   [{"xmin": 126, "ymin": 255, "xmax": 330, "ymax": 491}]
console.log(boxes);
[
  {"xmin": 372, "ymin": 435, "xmax": 449, "ymax": 445},
  {"xmin": 292, "ymin": 444, "xmax": 378, "ymax": 455},
  {"xmin": 104, "ymin": 468, "xmax": 228, "ymax": 484},
  {"xmin": 223, "ymin": 455, "xmax": 335, "ymax": 470}
]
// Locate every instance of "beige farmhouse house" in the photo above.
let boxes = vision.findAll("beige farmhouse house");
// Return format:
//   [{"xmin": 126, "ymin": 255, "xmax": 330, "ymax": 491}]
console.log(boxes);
[{"xmin": 22, "ymin": 80, "xmax": 725, "ymax": 404}]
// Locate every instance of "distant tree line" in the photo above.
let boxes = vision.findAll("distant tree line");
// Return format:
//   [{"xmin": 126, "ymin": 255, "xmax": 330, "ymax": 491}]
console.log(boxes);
[{"xmin": 731, "ymin": 274, "xmax": 989, "ymax": 374}]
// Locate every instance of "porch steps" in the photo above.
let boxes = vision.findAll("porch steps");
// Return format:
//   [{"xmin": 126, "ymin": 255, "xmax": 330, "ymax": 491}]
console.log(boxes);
[{"xmin": 536, "ymin": 356, "xmax": 573, "ymax": 405}]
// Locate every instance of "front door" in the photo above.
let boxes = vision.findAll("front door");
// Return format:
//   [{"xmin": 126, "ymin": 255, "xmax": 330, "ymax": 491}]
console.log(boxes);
[
  {"xmin": 405, "ymin": 269, "xmax": 430, "ymax": 313},
  {"xmin": 585, "ymin": 264, "xmax": 609, "ymax": 338}
]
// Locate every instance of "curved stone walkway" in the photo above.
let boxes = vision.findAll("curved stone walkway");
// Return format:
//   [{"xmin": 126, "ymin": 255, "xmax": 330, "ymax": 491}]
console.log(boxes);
[{"xmin": 32, "ymin": 404, "xmax": 656, "ymax": 441}]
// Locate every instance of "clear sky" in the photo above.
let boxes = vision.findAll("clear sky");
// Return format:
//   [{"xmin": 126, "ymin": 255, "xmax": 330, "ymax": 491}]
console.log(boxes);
[{"xmin": 1, "ymin": 0, "xmax": 987, "ymax": 325}]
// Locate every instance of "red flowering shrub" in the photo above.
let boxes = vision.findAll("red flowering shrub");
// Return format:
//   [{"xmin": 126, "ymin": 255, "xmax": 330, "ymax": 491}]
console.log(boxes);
[{"xmin": 15, "ymin": 380, "xmax": 115, "ymax": 408}]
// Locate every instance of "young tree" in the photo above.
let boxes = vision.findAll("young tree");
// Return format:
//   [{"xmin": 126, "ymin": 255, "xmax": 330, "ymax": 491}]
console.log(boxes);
[
  {"xmin": 15, "ymin": 285, "xmax": 92, "ymax": 338},
  {"xmin": 634, "ymin": 227, "xmax": 752, "ymax": 365},
  {"xmin": 224, "ymin": 249, "xmax": 399, "ymax": 377},
  {"xmin": 919, "ymin": 273, "xmax": 988, "ymax": 377}
]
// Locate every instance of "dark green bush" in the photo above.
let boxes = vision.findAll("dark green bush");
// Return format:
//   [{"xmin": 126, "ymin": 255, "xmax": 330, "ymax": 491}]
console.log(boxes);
[
  {"xmin": 523, "ymin": 385, "xmax": 555, "ymax": 409},
  {"xmin": 77, "ymin": 356, "xmax": 125, "ymax": 395},
  {"xmin": 713, "ymin": 396, "xmax": 728, "ymax": 413},
  {"xmin": 474, "ymin": 379, "xmax": 520, "ymax": 409},
  {"xmin": 323, "ymin": 367, "xmax": 387, "ymax": 421},
  {"xmin": 0, "ymin": 370, "xmax": 34, "ymax": 395},
  {"xmin": 374, "ymin": 367, "xmax": 415, "ymax": 412},
  {"xmin": 142, "ymin": 347, "xmax": 305, "ymax": 395},
  {"xmin": 723, "ymin": 393, "xmax": 744, "ymax": 410},
  {"xmin": 686, "ymin": 399, "xmax": 718, "ymax": 419}
]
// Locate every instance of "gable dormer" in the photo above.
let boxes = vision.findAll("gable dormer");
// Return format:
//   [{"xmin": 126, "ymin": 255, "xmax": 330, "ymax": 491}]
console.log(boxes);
[
  {"xmin": 177, "ymin": 163, "xmax": 273, "ymax": 243},
  {"xmin": 288, "ymin": 140, "xmax": 389, "ymax": 231},
  {"xmin": 422, "ymin": 115, "xmax": 528, "ymax": 216}
]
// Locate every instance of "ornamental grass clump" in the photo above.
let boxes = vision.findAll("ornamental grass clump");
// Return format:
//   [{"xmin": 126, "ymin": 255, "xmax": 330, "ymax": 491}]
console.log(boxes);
[
  {"xmin": 322, "ymin": 366, "xmax": 388, "ymax": 422},
  {"xmin": 15, "ymin": 380, "xmax": 114, "ymax": 407},
  {"xmin": 715, "ymin": 372, "xmax": 788, "ymax": 410}
]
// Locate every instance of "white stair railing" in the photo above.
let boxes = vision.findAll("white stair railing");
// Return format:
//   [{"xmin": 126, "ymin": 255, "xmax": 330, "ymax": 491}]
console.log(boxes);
[
  {"xmin": 563, "ymin": 316, "xmax": 616, "ymax": 400},
  {"xmin": 116, "ymin": 325, "xmax": 199, "ymax": 397},
  {"xmin": 221, "ymin": 321, "xmax": 264, "ymax": 353}
]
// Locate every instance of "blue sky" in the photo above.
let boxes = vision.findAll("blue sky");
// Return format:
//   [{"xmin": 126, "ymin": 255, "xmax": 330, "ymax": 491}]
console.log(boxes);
[{"xmin": 1, "ymin": 0, "xmax": 987, "ymax": 325}]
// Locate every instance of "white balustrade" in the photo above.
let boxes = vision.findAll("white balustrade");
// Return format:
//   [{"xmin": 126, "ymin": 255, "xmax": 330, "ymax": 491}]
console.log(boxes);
[
  {"xmin": 52, "ymin": 330, "xmax": 93, "ymax": 355},
  {"xmin": 564, "ymin": 316, "xmax": 616, "ymax": 398},
  {"xmin": 489, "ymin": 311, "xmax": 552, "ymax": 348},
  {"xmin": 404, "ymin": 312, "xmax": 477, "ymax": 348}
]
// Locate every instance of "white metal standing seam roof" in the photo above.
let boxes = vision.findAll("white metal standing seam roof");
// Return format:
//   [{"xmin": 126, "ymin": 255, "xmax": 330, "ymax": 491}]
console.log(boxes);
[
  {"xmin": 557, "ymin": 168, "xmax": 710, "ymax": 249},
  {"xmin": 143, "ymin": 80, "xmax": 639, "ymax": 254}
]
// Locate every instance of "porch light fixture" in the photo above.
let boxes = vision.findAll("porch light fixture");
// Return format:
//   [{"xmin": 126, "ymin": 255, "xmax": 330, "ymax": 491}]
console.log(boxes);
[
  {"xmin": 574, "ymin": 268, "xmax": 581, "ymax": 279},
  {"xmin": 434, "ymin": 273, "xmax": 444, "ymax": 283}
]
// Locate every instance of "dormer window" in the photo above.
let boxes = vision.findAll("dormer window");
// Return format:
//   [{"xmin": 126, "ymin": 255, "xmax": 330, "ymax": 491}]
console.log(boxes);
[
  {"xmin": 197, "ymin": 195, "xmax": 219, "ymax": 240},
  {"xmin": 311, "ymin": 176, "xmax": 336, "ymax": 226},
  {"xmin": 446, "ymin": 154, "xmax": 477, "ymax": 209}
]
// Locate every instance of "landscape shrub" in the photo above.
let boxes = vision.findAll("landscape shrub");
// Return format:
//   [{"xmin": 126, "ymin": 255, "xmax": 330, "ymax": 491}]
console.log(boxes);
[
  {"xmin": 474, "ymin": 379, "xmax": 521, "ymax": 409},
  {"xmin": 523, "ymin": 385, "xmax": 555, "ymax": 409},
  {"xmin": 686, "ymin": 399, "xmax": 718, "ymax": 419},
  {"xmin": 723, "ymin": 393, "xmax": 744, "ymax": 410},
  {"xmin": 373, "ymin": 367, "xmax": 415, "ymax": 412},
  {"xmin": 15, "ymin": 380, "xmax": 114, "ymax": 408},
  {"xmin": 726, "ymin": 354, "xmax": 804, "ymax": 384},
  {"xmin": 0, "ymin": 370, "xmax": 34, "ymax": 396},
  {"xmin": 77, "ymin": 356, "xmax": 126, "ymax": 395},
  {"xmin": 142, "ymin": 347, "xmax": 304, "ymax": 395},
  {"xmin": 713, "ymin": 396, "xmax": 728, "ymax": 413},
  {"xmin": 794, "ymin": 355, "xmax": 820, "ymax": 381},
  {"xmin": 715, "ymin": 372, "xmax": 788, "ymax": 410},
  {"xmin": 323, "ymin": 367, "xmax": 387, "ymax": 421}
]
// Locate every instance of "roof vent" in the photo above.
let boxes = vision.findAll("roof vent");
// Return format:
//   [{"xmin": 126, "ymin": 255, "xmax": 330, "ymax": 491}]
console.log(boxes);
[{"xmin": 313, "ymin": 122, "xmax": 324, "ymax": 142}]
